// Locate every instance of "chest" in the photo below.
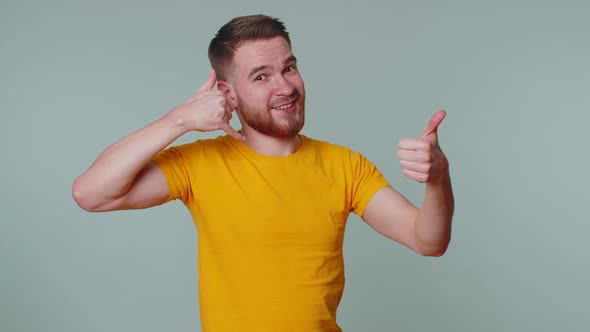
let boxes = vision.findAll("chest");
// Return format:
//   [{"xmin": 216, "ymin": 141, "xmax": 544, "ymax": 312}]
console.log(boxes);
[{"xmin": 193, "ymin": 160, "xmax": 351, "ymax": 249}]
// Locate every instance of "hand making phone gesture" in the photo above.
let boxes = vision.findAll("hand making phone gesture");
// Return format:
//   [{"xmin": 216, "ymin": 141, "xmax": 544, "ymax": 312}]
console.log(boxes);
[{"xmin": 175, "ymin": 69, "xmax": 244, "ymax": 140}]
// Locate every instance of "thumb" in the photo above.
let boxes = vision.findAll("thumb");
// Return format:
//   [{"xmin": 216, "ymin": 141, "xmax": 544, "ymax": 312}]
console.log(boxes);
[
  {"xmin": 197, "ymin": 68, "xmax": 217, "ymax": 93},
  {"xmin": 422, "ymin": 109, "xmax": 446, "ymax": 139}
]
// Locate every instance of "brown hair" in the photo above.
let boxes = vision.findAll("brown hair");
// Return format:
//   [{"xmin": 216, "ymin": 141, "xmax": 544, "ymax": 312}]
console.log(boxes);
[{"xmin": 208, "ymin": 14, "xmax": 291, "ymax": 80}]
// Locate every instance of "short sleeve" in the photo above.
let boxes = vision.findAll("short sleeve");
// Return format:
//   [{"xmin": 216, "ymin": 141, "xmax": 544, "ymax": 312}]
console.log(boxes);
[
  {"xmin": 349, "ymin": 151, "xmax": 391, "ymax": 217},
  {"xmin": 151, "ymin": 143, "xmax": 198, "ymax": 205}
]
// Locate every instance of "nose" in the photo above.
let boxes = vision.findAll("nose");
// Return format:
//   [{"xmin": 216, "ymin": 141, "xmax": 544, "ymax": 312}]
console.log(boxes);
[{"xmin": 272, "ymin": 75, "xmax": 295, "ymax": 96}]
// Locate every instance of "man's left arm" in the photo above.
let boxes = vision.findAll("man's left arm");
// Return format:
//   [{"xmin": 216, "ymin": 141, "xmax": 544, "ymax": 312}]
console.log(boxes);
[{"xmin": 362, "ymin": 110, "xmax": 454, "ymax": 257}]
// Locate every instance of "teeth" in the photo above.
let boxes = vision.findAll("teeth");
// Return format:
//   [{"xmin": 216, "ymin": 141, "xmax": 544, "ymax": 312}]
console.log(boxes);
[{"xmin": 273, "ymin": 102, "xmax": 294, "ymax": 110}]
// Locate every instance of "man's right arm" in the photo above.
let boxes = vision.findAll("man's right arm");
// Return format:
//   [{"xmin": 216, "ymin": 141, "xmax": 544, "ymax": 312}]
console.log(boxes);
[{"xmin": 72, "ymin": 69, "xmax": 243, "ymax": 212}]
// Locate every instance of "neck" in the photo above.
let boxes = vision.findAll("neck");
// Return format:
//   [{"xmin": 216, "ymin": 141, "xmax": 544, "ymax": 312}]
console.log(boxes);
[{"xmin": 239, "ymin": 127, "xmax": 301, "ymax": 156}]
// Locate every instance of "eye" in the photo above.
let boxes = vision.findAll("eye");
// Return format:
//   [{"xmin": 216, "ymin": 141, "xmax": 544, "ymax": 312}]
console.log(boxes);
[
  {"xmin": 255, "ymin": 74, "xmax": 266, "ymax": 81},
  {"xmin": 284, "ymin": 64, "xmax": 296, "ymax": 73}
]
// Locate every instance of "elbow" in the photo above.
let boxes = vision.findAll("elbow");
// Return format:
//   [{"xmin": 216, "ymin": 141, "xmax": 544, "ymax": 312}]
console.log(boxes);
[
  {"xmin": 72, "ymin": 176, "xmax": 99, "ymax": 212},
  {"xmin": 417, "ymin": 242, "xmax": 450, "ymax": 257},
  {"xmin": 421, "ymin": 247, "xmax": 448, "ymax": 257}
]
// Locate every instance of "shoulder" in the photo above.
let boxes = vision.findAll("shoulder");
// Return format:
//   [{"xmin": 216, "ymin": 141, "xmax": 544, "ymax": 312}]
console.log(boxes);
[
  {"xmin": 302, "ymin": 136, "xmax": 382, "ymax": 176},
  {"xmin": 173, "ymin": 135, "xmax": 232, "ymax": 152},
  {"xmin": 302, "ymin": 135, "xmax": 355, "ymax": 154},
  {"xmin": 301, "ymin": 136, "xmax": 370, "ymax": 175},
  {"xmin": 156, "ymin": 135, "xmax": 232, "ymax": 164},
  {"xmin": 302, "ymin": 135, "xmax": 364, "ymax": 162}
]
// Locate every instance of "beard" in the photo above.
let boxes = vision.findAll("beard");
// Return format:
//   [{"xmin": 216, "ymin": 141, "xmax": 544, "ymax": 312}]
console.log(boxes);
[{"xmin": 236, "ymin": 92, "xmax": 305, "ymax": 138}]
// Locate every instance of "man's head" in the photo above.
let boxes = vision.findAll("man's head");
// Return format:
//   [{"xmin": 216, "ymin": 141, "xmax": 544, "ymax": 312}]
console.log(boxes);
[
  {"xmin": 208, "ymin": 15, "xmax": 291, "ymax": 81},
  {"xmin": 208, "ymin": 15, "xmax": 305, "ymax": 138}
]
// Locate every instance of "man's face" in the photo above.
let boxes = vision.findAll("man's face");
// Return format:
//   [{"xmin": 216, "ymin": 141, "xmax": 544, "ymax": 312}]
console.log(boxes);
[{"xmin": 226, "ymin": 36, "xmax": 305, "ymax": 138}]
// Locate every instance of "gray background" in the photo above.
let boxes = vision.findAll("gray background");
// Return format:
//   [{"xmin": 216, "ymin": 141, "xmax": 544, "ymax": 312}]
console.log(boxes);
[{"xmin": 2, "ymin": 0, "xmax": 589, "ymax": 331}]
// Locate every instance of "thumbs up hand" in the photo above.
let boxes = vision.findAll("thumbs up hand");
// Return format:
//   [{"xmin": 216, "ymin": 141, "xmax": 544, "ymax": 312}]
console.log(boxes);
[{"xmin": 397, "ymin": 110, "xmax": 449, "ymax": 184}]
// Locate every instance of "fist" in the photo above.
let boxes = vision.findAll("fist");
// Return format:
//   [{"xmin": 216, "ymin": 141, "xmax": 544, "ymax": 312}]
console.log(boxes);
[{"xmin": 397, "ymin": 110, "xmax": 448, "ymax": 183}]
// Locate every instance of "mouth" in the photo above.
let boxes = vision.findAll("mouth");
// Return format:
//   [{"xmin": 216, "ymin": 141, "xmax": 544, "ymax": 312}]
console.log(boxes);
[{"xmin": 270, "ymin": 99, "xmax": 297, "ymax": 113}]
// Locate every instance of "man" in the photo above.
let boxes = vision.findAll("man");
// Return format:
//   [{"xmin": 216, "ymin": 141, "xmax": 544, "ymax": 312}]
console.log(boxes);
[{"xmin": 73, "ymin": 14, "xmax": 454, "ymax": 332}]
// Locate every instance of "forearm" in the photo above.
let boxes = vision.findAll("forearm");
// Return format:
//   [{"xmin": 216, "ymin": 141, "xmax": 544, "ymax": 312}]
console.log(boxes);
[
  {"xmin": 73, "ymin": 109, "xmax": 188, "ymax": 206},
  {"xmin": 414, "ymin": 169, "xmax": 454, "ymax": 256}
]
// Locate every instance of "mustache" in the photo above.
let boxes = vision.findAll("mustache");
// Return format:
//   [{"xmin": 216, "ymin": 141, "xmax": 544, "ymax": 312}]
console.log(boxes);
[{"xmin": 269, "ymin": 92, "xmax": 301, "ymax": 107}]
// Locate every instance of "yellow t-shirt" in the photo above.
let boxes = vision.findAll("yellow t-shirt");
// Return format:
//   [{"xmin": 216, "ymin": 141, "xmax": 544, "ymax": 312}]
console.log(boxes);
[{"xmin": 152, "ymin": 134, "xmax": 390, "ymax": 332}]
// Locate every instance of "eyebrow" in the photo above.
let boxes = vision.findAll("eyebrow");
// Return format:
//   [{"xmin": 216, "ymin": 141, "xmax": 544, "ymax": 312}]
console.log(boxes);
[{"xmin": 248, "ymin": 55, "xmax": 298, "ymax": 79}]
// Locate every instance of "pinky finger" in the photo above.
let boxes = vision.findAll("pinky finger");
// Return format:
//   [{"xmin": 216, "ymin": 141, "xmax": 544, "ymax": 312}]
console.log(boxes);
[
  {"xmin": 402, "ymin": 169, "xmax": 429, "ymax": 183},
  {"xmin": 220, "ymin": 123, "xmax": 245, "ymax": 141}
]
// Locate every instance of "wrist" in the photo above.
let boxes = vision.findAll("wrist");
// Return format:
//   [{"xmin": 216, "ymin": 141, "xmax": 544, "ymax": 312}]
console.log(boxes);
[
  {"xmin": 428, "ymin": 158, "xmax": 450, "ymax": 186},
  {"xmin": 165, "ymin": 106, "xmax": 192, "ymax": 134}
]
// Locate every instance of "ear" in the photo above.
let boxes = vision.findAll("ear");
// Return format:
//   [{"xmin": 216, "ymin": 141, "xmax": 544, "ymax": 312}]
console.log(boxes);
[{"xmin": 217, "ymin": 80, "xmax": 238, "ymax": 109}]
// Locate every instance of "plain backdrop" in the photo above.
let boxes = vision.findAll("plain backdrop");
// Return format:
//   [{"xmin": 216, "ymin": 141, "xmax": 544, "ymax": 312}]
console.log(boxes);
[{"xmin": 1, "ymin": 0, "xmax": 589, "ymax": 331}]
